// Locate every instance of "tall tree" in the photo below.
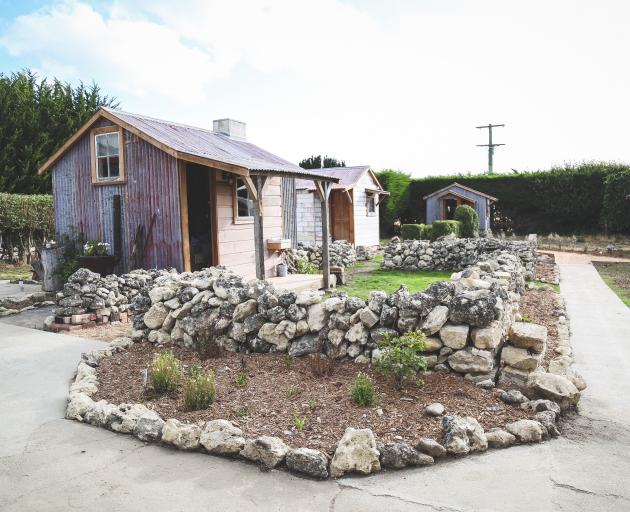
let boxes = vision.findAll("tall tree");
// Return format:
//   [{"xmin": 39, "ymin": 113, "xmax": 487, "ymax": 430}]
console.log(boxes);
[
  {"xmin": 0, "ymin": 70, "xmax": 118, "ymax": 194},
  {"xmin": 299, "ymin": 154, "xmax": 346, "ymax": 169}
]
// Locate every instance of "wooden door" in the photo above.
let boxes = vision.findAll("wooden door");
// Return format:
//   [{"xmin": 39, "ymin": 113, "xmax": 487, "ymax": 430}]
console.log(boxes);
[{"xmin": 330, "ymin": 190, "xmax": 353, "ymax": 243}]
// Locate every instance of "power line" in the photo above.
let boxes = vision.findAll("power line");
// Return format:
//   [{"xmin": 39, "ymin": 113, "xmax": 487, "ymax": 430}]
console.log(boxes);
[{"xmin": 476, "ymin": 123, "xmax": 505, "ymax": 174}]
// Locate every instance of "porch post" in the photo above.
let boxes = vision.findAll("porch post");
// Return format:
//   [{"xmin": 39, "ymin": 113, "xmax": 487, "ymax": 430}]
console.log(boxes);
[
  {"xmin": 315, "ymin": 180, "xmax": 332, "ymax": 289},
  {"xmin": 251, "ymin": 175, "xmax": 268, "ymax": 280}
]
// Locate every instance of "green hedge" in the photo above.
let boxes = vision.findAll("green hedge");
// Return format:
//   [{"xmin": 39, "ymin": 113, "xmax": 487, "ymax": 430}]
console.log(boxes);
[
  {"xmin": 454, "ymin": 205, "xmax": 479, "ymax": 238},
  {"xmin": 401, "ymin": 224, "xmax": 422, "ymax": 240},
  {"xmin": 0, "ymin": 193, "xmax": 54, "ymax": 261},
  {"xmin": 378, "ymin": 162, "xmax": 630, "ymax": 235},
  {"xmin": 421, "ymin": 224, "xmax": 432, "ymax": 240},
  {"xmin": 431, "ymin": 220, "xmax": 461, "ymax": 239}
]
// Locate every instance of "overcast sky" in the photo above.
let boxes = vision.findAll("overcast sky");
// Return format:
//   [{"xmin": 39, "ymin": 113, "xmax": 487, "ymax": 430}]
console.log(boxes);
[{"xmin": 1, "ymin": 0, "xmax": 628, "ymax": 177}]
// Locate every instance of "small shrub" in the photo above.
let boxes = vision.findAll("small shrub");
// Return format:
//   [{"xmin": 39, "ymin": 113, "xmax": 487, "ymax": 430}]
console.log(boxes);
[
  {"xmin": 149, "ymin": 349, "xmax": 182, "ymax": 393},
  {"xmin": 351, "ymin": 372, "xmax": 377, "ymax": 407},
  {"xmin": 307, "ymin": 398, "xmax": 317, "ymax": 411},
  {"xmin": 286, "ymin": 385, "xmax": 299, "ymax": 398},
  {"xmin": 401, "ymin": 223, "xmax": 423, "ymax": 240},
  {"xmin": 521, "ymin": 314, "xmax": 531, "ymax": 323},
  {"xmin": 294, "ymin": 415, "xmax": 308, "ymax": 431},
  {"xmin": 431, "ymin": 220, "xmax": 461, "ymax": 240},
  {"xmin": 374, "ymin": 331, "xmax": 428, "ymax": 389},
  {"xmin": 284, "ymin": 354, "xmax": 295, "ymax": 367},
  {"xmin": 235, "ymin": 406, "xmax": 249, "ymax": 418},
  {"xmin": 454, "ymin": 205, "xmax": 480, "ymax": 238},
  {"xmin": 236, "ymin": 371, "xmax": 248, "ymax": 387},
  {"xmin": 294, "ymin": 258, "xmax": 319, "ymax": 274},
  {"xmin": 83, "ymin": 239, "xmax": 110, "ymax": 256},
  {"xmin": 183, "ymin": 366, "xmax": 216, "ymax": 411}
]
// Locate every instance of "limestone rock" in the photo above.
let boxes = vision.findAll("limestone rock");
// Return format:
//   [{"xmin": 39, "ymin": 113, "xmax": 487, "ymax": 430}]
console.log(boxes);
[
  {"xmin": 471, "ymin": 321, "xmax": 503, "ymax": 350},
  {"xmin": 240, "ymin": 436, "xmax": 289, "ymax": 469},
  {"xmin": 109, "ymin": 403, "xmax": 152, "ymax": 434},
  {"xmin": 288, "ymin": 333, "xmax": 320, "ymax": 357},
  {"xmin": 296, "ymin": 290, "xmax": 322, "ymax": 306},
  {"xmin": 439, "ymin": 323, "xmax": 469, "ymax": 350},
  {"xmin": 330, "ymin": 428, "xmax": 381, "ymax": 478},
  {"xmin": 486, "ymin": 428, "xmax": 516, "ymax": 448},
  {"xmin": 535, "ymin": 410, "xmax": 560, "ymax": 437},
  {"xmin": 307, "ymin": 303, "xmax": 329, "ymax": 332},
  {"xmin": 359, "ymin": 308, "xmax": 380, "ymax": 328},
  {"xmin": 133, "ymin": 410, "xmax": 165, "ymax": 442},
  {"xmin": 447, "ymin": 347, "xmax": 494, "ymax": 374},
  {"xmin": 505, "ymin": 419, "xmax": 545, "ymax": 443},
  {"xmin": 286, "ymin": 447, "xmax": 329, "ymax": 478},
  {"xmin": 257, "ymin": 323, "xmax": 290, "ymax": 351},
  {"xmin": 449, "ymin": 289, "xmax": 497, "ymax": 327},
  {"xmin": 143, "ymin": 303, "xmax": 169, "ymax": 329},
  {"xmin": 421, "ymin": 305, "xmax": 449, "ymax": 334},
  {"xmin": 425, "ymin": 403, "xmax": 445, "ymax": 416},
  {"xmin": 200, "ymin": 419, "xmax": 245, "ymax": 455},
  {"xmin": 422, "ymin": 336, "xmax": 443, "ymax": 352},
  {"xmin": 509, "ymin": 322, "xmax": 547, "ymax": 352},
  {"xmin": 415, "ymin": 438, "xmax": 447, "ymax": 458},
  {"xmin": 501, "ymin": 345, "xmax": 542, "ymax": 371},
  {"xmin": 500, "ymin": 389, "xmax": 528, "ymax": 405},
  {"xmin": 379, "ymin": 443, "xmax": 433, "ymax": 469},
  {"xmin": 161, "ymin": 419, "xmax": 201, "ymax": 450},
  {"xmin": 66, "ymin": 392, "xmax": 95, "ymax": 420},
  {"xmin": 526, "ymin": 372, "xmax": 580, "ymax": 410},
  {"xmin": 345, "ymin": 322, "xmax": 369, "ymax": 345},
  {"xmin": 233, "ymin": 299, "xmax": 258, "ymax": 322},
  {"xmin": 84, "ymin": 400, "xmax": 116, "ymax": 428},
  {"xmin": 442, "ymin": 415, "xmax": 488, "ymax": 455}
]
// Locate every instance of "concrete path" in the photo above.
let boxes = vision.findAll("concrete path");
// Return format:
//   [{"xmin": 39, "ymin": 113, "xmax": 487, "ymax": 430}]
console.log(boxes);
[
  {"xmin": 1, "ymin": 265, "xmax": 630, "ymax": 511},
  {"xmin": 0, "ymin": 304, "xmax": 55, "ymax": 330},
  {"xmin": 0, "ymin": 281, "xmax": 43, "ymax": 299}
]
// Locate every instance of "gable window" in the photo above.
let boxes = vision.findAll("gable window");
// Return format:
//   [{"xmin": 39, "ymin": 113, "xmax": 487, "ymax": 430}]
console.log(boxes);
[
  {"xmin": 367, "ymin": 193, "xmax": 376, "ymax": 215},
  {"xmin": 235, "ymin": 178, "xmax": 255, "ymax": 220},
  {"xmin": 91, "ymin": 127, "xmax": 125, "ymax": 184}
]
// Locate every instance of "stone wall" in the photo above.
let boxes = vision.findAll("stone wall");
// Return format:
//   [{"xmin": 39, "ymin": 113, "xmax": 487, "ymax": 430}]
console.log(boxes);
[
  {"xmin": 283, "ymin": 240, "xmax": 357, "ymax": 272},
  {"xmin": 137, "ymin": 252, "xmax": 530, "ymax": 383},
  {"xmin": 382, "ymin": 237, "xmax": 536, "ymax": 278}
]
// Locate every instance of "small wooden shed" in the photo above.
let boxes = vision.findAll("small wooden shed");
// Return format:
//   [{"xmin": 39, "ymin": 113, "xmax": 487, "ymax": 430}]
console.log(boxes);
[
  {"xmin": 423, "ymin": 182, "xmax": 497, "ymax": 232},
  {"xmin": 295, "ymin": 166, "xmax": 389, "ymax": 247},
  {"xmin": 38, "ymin": 108, "xmax": 338, "ymax": 283}
]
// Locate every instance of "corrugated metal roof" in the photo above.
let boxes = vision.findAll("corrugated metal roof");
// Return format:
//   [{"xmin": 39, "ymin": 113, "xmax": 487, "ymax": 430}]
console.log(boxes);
[
  {"xmin": 102, "ymin": 108, "xmax": 337, "ymax": 181},
  {"xmin": 295, "ymin": 165, "xmax": 371, "ymax": 190}
]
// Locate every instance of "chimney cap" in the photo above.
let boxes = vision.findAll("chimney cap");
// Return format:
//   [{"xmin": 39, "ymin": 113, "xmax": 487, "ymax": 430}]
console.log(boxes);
[{"xmin": 213, "ymin": 118, "xmax": 246, "ymax": 141}]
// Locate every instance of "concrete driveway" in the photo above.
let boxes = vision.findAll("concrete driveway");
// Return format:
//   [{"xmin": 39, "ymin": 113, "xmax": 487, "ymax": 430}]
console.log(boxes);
[{"xmin": 1, "ymin": 263, "xmax": 629, "ymax": 511}]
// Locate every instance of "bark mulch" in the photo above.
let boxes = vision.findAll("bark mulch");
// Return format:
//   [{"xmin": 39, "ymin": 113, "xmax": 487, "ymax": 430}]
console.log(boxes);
[
  {"xmin": 63, "ymin": 321, "xmax": 133, "ymax": 342},
  {"xmin": 95, "ymin": 343, "xmax": 533, "ymax": 456},
  {"xmin": 535, "ymin": 252, "xmax": 559, "ymax": 283},
  {"xmin": 518, "ymin": 287, "xmax": 561, "ymax": 369}
]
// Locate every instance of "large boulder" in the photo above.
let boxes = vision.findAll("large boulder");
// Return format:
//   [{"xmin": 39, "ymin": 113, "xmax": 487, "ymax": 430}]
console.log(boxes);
[
  {"xmin": 240, "ymin": 436, "xmax": 289, "ymax": 469},
  {"xmin": 526, "ymin": 372, "xmax": 580, "ymax": 410},
  {"xmin": 439, "ymin": 323, "xmax": 469, "ymax": 350},
  {"xmin": 442, "ymin": 415, "xmax": 488, "ymax": 455},
  {"xmin": 133, "ymin": 410, "xmax": 165, "ymax": 442},
  {"xmin": 447, "ymin": 347, "xmax": 494, "ymax": 374},
  {"xmin": 233, "ymin": 299, "xmax": 258, "ymax": 322},
  {"xmin": 286, "ymin": 447, "xmax": 329, "ymax": 478},
  {"xmin": 143, "ymin": 303, "xmax": 169, "ymax": 329},
  {"xmin": 288, "ymin": 333, "xmax": 320, "ymax": 357},
  {"xmin": 66, "ymin": 392, "xmax": 95, "ymax": 420},
  {"xmin": 257, "ymin": 323, "xmax": 290, "ymax": 351},
  {"xmin": 307, "ymin": 303, "xmax": 329, "ymax": 332},
  {"xmin": 161, "ymin": 419, "xmax": 201, "ymax": 450},
  {"xmin": 448, "ymin": 289, "xmax": 497, "ymax": 327},
  {"xmin": 330, "ymin": 428, "xmax": 381, "ymax": 478},
  {"xmin": 379, "ymin": 442, "xmax": 433, "ymax": 469},
  {"xmin": 509, "ymin": 322, "xmax": 547, "ymax": 352},
  {"xmin": 501, "ymin": 345, "xmax": 542, "ymax": 371},
  {"xmin": 109, "ymin": 403, "xmax": 153, "ymax": 434},
  {"xmin": 200, "ymin": 419, "xmax": 245, "ymax": 455}
]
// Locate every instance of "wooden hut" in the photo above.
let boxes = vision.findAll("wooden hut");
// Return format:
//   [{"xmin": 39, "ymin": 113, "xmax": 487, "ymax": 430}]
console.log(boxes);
[
  {"xmin": 423, "ymin": 182, "xmax": 497, "ymax": 232},
  {"xmin": 38, "ymin": 108, "xmax": 338, "ymax": 284},
  {"xmin": 295, "ymin": 166, "xmax": 389, "ymax": 247}
]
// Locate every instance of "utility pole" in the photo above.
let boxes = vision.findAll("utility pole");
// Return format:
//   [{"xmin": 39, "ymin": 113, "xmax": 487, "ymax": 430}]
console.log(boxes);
[{"xmin": 476, "ymin": 123, "xmax": 505, "ymax": 174}]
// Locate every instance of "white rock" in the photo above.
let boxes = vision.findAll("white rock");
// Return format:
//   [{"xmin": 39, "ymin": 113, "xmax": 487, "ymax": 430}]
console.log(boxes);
[
  {"xmin": 439, "ymin": 323, "xmax": 469, "ymax": 350},
  {"xmin": 161, "ymin": 419, "xmax": 201, "ymax": 450},
  {"xmin": 501, "ymin": 345, "xmax": 542, "ymax": 371},
  {"xmin": 509, "ymin": 322, "xmax": 547, "ymax": 352},
  {"xmin": 486, "ymin": 429, "xmax": 516, "ymax": 448},
  {"xmin": 526, "ymin": 372, "xmax": 580, "ymax": 410},
  {"xmin": 144, "ymin": 303, "xmax": 169, "ymax": 329},
  {"xmin": 240, "ymin": 436, "xmax": 289, "ymax": 469},
  {"xmin": 471, "ymin": 321, "xmax": 503, "ymax": 349},
  {"xmin": 425, "ymin": 403, "xmax": 445, "ymax": 416},
  {"xmin": 421, "ymin": 305, "xmax": 450, "ymax": 334},
  {"xmin": 66, "ymin": 392, "xmax": 95, "ymax": 420},
  {"xmin": 345, "ymin": 322, "xmax": 369, "ymax": 345},
  {"xmin": 307, "ymin": 303, "xmax": 329, "ymax": 332},
  {"xmin": 296, "ymin": 290, "xmax": 323, "ymax": 306},
  {"xmin": 505, "ymin": 419, "xmax": 545, "ymax": 443},
  {"xmin": 330, "ymin": 428, "xmax": 381, "ymax": 478}
]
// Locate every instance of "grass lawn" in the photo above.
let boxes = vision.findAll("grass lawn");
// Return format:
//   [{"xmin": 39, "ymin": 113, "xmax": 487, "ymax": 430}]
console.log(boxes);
[
  {"xmin": 336, "ymin": 268, "xmax": 452, "ymax": 299},
  {"xmin": 0, "ymin": 262, "xmax": 32, "ymax": 281},
  {"xmin": 593, "ymin": 262, "xmax": 630, "ymax": 308}
]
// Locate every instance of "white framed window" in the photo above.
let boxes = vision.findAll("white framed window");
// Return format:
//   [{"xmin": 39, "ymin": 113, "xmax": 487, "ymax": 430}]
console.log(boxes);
[
  {"xmin": 367, "ymin": 193, "xmax": 376, "ymax": 215},
  {"xmin": 95, "ymin": 132, "xmax": 120, "ymax": 180},
  {"xmin": 234, "ymin": 178, "xmax": 255, "ymax": 220}
]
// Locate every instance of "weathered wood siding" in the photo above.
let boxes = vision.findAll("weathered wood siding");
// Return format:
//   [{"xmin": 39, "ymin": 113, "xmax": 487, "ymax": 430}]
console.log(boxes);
[
  {"xmin": 216, "ymin": 176, "xmax": 283, "ymax": 279},
  {"xmin": 352, "ymin": 172, "xmax": 380, "ymax": 247},
  {"xmin": 425, "ymin": 185, "xmax": 490, "ymax": 231},
  {"xmin": 51, "ymin": 120, "xmax": 183, "ymax": 273},
  {"xmin": 281, "ymin": 177, "xmax": 298, "ymax": 248}
]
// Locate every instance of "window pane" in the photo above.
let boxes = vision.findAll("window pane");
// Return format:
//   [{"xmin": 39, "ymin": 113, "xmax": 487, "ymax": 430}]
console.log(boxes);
[
  {"xmin": 107, "ymin": 133, "xmax": 119, "ymax": 156},
  {"xmin": 236, "ymin": 179, "xmax": 253, "ymax": 217},
  {"xmin": 108, "ymin": 156, "xmax": 120, "ymax": 177},
  {"xmin": 96, "ymin": 135, "xmax": 108, "ymax": 157},
  {"xmin": 97, "ymin": 156, "xmax": 109, "ymax": 178}
]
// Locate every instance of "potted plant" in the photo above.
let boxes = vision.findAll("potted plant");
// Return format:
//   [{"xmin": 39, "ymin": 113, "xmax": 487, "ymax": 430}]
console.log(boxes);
[{"xmin": 78, "ymin": 240, "xmax": 115, "ymax": 276}]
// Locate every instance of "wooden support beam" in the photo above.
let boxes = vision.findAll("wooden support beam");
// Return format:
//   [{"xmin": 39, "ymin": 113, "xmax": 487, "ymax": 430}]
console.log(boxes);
[
  {"xmin": 316, "ymin": 180, "xmax": 333, "ymax": 290},
  {"xmin": 252, "ymin": 175, "xmax": 268, "ymax": 280}
]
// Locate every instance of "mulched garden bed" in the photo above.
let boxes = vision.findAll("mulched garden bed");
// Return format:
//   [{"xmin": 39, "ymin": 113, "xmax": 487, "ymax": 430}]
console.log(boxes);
[
  {"xmin": 518, "ymin": 287, "xmax": 561, "ymax": 369},
  {"xmin": 535, "ymin": 252, "xmax": 559, "ymax": 283},
  {"xmin": 95, "ymin": 343, "xmax": 534, "ymax": 456}
]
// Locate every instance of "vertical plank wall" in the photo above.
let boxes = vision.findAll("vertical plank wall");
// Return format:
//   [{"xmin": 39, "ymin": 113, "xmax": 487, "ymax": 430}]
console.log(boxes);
[{"xmin": 352, "ymin": 172, "xmax": 381, "ymax": 247}]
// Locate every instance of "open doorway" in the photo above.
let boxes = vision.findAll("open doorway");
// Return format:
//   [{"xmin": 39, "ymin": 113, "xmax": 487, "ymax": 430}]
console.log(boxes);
[{"xmin": 186, "ymin": 164, "xmax": 215, "ymax": 271}]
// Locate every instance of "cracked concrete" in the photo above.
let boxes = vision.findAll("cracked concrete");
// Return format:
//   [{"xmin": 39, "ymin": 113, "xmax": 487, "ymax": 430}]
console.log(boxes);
[{"xmin": 1, "ymin": 262, "xmax": 629, "ymax": 511}]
